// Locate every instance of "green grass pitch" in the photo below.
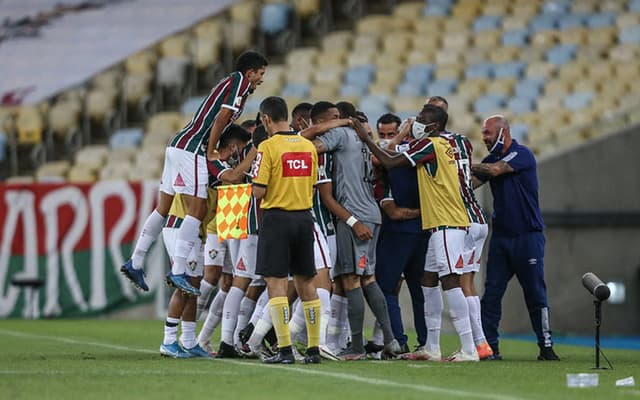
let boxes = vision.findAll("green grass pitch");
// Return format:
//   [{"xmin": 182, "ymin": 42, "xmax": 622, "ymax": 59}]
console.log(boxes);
[{"xmin": 0, "ymin": 320, "xmax": 638, "ymax": 400}]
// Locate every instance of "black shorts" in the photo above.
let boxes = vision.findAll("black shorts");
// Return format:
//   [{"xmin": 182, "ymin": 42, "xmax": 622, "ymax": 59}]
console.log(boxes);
[{"xmin": 256, "ymin": 209, "xmax": 316, "ymax": 279}]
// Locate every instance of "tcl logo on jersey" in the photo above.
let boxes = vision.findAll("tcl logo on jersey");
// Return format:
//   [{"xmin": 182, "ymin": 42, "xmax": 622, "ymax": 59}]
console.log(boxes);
[{"xmin": 282, "ymin": 152, "xmax": 312, "ymax": 177}]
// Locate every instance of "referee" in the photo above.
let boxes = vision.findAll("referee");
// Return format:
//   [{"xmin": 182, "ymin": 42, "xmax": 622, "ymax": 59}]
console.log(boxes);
[{"xmin": 252, "ymin": 96, "xmax": 321, "ymax": 364}]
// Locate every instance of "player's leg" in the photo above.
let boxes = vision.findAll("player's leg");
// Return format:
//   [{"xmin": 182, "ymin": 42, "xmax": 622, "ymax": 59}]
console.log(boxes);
[
  {"xmin": 403, "ymin": 232, "xmax": 429, "ymax": 348},
  {"xmin": 480, "ymin": 235, "xmax": 513, "ymax": 359},
  {"xmin": 512, "ymin": 232, "xmax": 558, "ymax": 361},
  {"xmin": 166, "ymin": 150, "xmax": 209, "ymax": 295},
  {"xmin": 197, "ymin": 234, "xmax": 227, "ymax": 318},
  {"xmin": 217, "ymin": 275, "xmax": 251, "ymax": 357},
  {"xmin": 233, "ymin": 282, "xmax": 264, "ymax": 347},
  {"xmin": 198, "ymin": 268, "xmax": 233, "ymax": 353}
]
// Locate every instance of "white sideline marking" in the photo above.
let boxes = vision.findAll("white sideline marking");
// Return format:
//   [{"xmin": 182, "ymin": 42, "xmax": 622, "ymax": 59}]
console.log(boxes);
[
  {"xmin": 0, "ymin": 370, "xmax": 231, "ymax": 376},
  {"xmin": 0, "ymin": 329, "xmax": 522, "ymax": 400}
]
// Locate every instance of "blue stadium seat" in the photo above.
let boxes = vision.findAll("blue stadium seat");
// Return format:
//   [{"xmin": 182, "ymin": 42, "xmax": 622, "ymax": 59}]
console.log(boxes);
[
  {"xmin": 181, "ymin": 96, "xmax": 205, "ymax": 115},
  {"xmin": 423, "ymin": 3, "xmax": 450, "ymax": 17},
  {"xmin": 426, "ymin": 78, "xmax": 458, "ymax": 96},
  {"xmin": 514, "ymin": 78, "xmax": 545, "ymax": 99},
  {"xmin": 396, "ymin": 111, "xmax": 415, "ymax": 122},
  {"xmin": 465, "ymin": 63, "xmax": 494, "ymax": 79},
  {"xmin": 260, "ymin": 3, "xmax": 291, "ymax": 35},
  {"xmin": 0, "ymin": 132, "xmax": 6, "ymax": 162},
  {"xmin": 529, "ymin": 14, "xmax": 558, "ymax": 32},
  {"xmin": 340, "ymin": 84, "xmax": 368, "ymax": 97},
  {"xmin": 243, "ymin": 96, "xmax": 263, "ymax": 116},
  {"xmin": 546, "ymin": 44, "xmax": 577, "ymax": 65},
  {"xmin": 586, "ymin": 12, "xmax": 616, "ymax": 28},
  {"xmin": 564, "ymin": 91, "xmax": 594, "ymax": 111},
  {"xmin": 345, "ymin": 65, "xmax": 376, "ymax": 88},
  {"xmin": 619, "ymin": 25, "xmax": 640, "ymax": 44},
  {"xmin": 631, "ymin": 0, "xmax": 640, "ymax": 12},
  {"xmin": 510, "ymin": 123, "xmax": 529, "ymax": 142},
  {"xmin": 281, "ymin": 82, "xmax": 310, "ymax": 98},
  {"xmin": 359, "ymin": 94, "xmax": 390, "ymax": 111},
  {"xmin": 541, "ymin": 0, "xmax": 570, "ymax": 15},
  {"xmin": 473, "ymin": 15, "xmax": 502, "ymax": 32},
  {"xmin": 493, "ymin": 61, "xmax": 526, "ymax": 79},
  {"xmin": 558, "ymin": 14, "xmax": 586, "ymax": 30},
  {"xmin": 474, "ymin": 94, "xmax": 507, "ymax": 114},
  {"xmin": 397, "ymin": 82, "xmax": 426, "ymax": 97},
  {"xmin": 110, "ymin": 128, "xmax": 143, "ymax": 149},
  {"xmin": 502, "ymin": 29, "xmax": 529, "ymax": 47},
  {"xmin": 404, "ymin": 64, "xmax": 435, "ymax": 86},
  {"xmin": 507, "ymin": 97, "xmax": 536, "ymax": 114}
]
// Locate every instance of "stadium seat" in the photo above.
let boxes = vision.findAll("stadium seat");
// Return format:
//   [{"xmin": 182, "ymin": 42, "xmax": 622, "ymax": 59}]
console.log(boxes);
[
  {"xmin": 473, "ymin": 29, "xmax": 502, "ymax": 48},
  {"xmin": 558, "ymin": 13, "xmax": 586, "ymax": 30},
  {"xmin": 16, "ymin": 106, "xmax": 44, "ymax": 145},
  {"xmin": 67, "ymin": 166, "xmax": 97, "ymax": 183},
  {"xmin": 473, "ymin": 94, "xmax": 507, "ymax": 115},
  {"xmin": 281, "ymin": 83, "xmax": 310, "ymax": 98},
  {"xmin": 564, "ymin": 92, "xmax": 594, "ymax": 111},
  {"xmin": 586, "ymin": 12, "xmax": 616, "ymax": 28},
  {"xmin": 587, "ymin": 26, "xmax": 617, "ymax": 46},
  {"xmin": 507, "ymin": 97, "xmax": 536, "ymax": 114},
  {"xmin": 465, "ymin": 63, "xmax": 494, "ymax": 80},
  {"xmin": 616, "ymin": 12, "xmax": 640, "ymax": 29},
  {"xmin": 619, "ymin": 25, "xmax": 640, "ymax": 44},
  {"xmin": 396, "ymin": 82, "xmax": 425, "ymax": 97},
  {"xmin": 390, "ymin": 96, "xmax": 425, "ymax": 114},
  {"xmin": 546, "ymin": 44, "xmax": 577, "ymax": 65},
  {"xmin": 493, "ymin": 61, "xmax": 526, "ymax": 79},
  {"xmin": 425, "ymin": 78, "xmax": 458, "ymax": 96},
  {"xmin": 502, "ymin": 29, "xmax": 529, "ymax": 47},
  {"xmin": 502, "ymin": 15, "xmax": 529, "ymax": 31},
  {"xmin": 509, "ymin": 122, "xmax": 529, "ymax": 142},
  {"xmin": 340, "ymin": 84, "xmax": 368, "ymax": 97},
  {"xmin": 345, "ymin": 65, "xmax": 376, "ymax": 88},
  {"xmin": 423, "ymin": 2, "xmax": 451, "ymax": 17},
  {"xmin": 260, "ymin": 3, "xmax": 291, "ymax": 34},
  {"xmin": 404, "ymin": 64, "xmax": 435, "ymax": 87},
  {"xmin": 457, "ymin": 79, "xmax": 487, "ymax": 99},
  {"xmin": 36, "ymin": 160, "xmax": 70, "ymax": 183},
  {"xmin": 486, "ymin": 78, "xmax": 516, "ymax": 96},
  {"xmin": 529, "ymin": 14, "xmax": 558, "ymax": 32},
  {"xmin": 473, "ymin": 15, "xmax": 502, "ymax": 32},
  {"xmin": 434, "ymin": 63, "xmax": 464, "ymax": 80},
  {"xmin": 514, "ymin": 78, "xmax": 545, "ymax": 99},
  {"xmin": 109, "ymin": 128, "xmax": 143, "ymax": 149},
  {"xmin": 48, "ymin": 101, "xmax": 80, "ymax": 141},
  {"xmin": 320, "ymin": 31, "xmax": 352, "ymax": 52},
  {"xmin": 159, "ymin": 35, "xmax": 190, "ymax": 58}
]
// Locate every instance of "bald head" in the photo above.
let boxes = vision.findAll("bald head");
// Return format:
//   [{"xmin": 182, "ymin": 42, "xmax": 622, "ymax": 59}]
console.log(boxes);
[
  {"xmin": 426, "ymin": 96, "xmax": 449, "ymax": 113},
  {"xmin": 481, "ymin": 115, "xmax": 512, "ymax": 154}
]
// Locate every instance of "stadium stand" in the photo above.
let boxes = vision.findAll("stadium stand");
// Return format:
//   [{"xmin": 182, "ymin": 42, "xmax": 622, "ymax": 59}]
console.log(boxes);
[{"xmin": 1, "ymin": 0, "xmax": 640, "ymax": 181}]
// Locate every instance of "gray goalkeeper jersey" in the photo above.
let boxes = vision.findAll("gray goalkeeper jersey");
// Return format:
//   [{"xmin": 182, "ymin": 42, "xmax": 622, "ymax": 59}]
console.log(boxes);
[{"xmin": 318, "ymin": 127, "xmax": 381, "ymax": 224}]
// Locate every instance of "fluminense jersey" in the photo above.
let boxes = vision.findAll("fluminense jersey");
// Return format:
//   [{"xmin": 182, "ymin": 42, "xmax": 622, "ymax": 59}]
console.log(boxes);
[
  {"xmin": 169, "ymin": 71, "xmax": 251, "ymax": 155},
  {"xmin": 402, "ymin": 136, "xmax": 469, "ymax": 231},
  {"xmin": 312, "ymin": 152, "xmax": 335, "ymax": 237},
  {"xmin": 441, "ymin": 131, "xmax": 487, "ymax": 225}
]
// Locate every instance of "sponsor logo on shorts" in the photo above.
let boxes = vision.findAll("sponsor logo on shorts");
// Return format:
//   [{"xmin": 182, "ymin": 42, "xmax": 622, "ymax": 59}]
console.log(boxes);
[
  {"xmin": 455, "ymin": 255, "xmax": 464, "ymax": 269},
  {"xmin": 528, "ymin": 258, "xmax": 537, "ymax": 265},
  {"xmin": 188, "ymin": 260, "xmax": 197, "ymax": 271},
  {"xmin": 358, "ymin": 255, "xmax": 367, "ymax": 269},
  {"xmin": 237, "ymin": 258, "xmax": 247, "ymax": 271},
  {"xmin": 467, "ymin": 250, "xmax": 475, "ymax": 265},
  {"xmin": 282, "ymin": 152, "xmax": 312, "ymax": 177},
  {"xmin": 208, "ymin": 249, "xmax": 219, "ymax": 260},
  {"xmin": 174, "ymin": 173, "xmax": 186, "ymax": 187}
]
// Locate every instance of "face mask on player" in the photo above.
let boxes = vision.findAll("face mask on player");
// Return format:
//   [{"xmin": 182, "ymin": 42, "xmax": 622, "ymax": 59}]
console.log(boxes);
[
  {"xmin": 411, "ymin": 121, "xmax": 437, "ymax": 140},
  {"xmin": 377, "ymin": 139, "xmax": 391, "ymax": 149},
  {"xmin": 488, "ymin": 127, "xmax": 505, "ymax": 155}
]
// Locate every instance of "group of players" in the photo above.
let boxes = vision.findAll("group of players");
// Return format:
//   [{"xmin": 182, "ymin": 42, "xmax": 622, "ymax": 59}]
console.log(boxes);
[{"xmin": 120, "ymin": 50, "xmax": 504, "ymax": 363}]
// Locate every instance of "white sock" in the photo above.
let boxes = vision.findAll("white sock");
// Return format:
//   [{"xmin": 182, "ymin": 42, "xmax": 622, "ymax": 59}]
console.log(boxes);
[
  {"xmin": 132, "ymin": 210, "xmax": 165, "ymax": 269},
  {"xmin": 423, "ymin": 286, "xmax": 443, "ymax": 353},
  {"xmin": 327, "ymin": 294, "xmax": 345, "ymax": 350},
  {"xmin": 197, "ymin": 280, "xmax": 215, "ymax": 316},
  {"xmin": 163, "ymin": 317, "xmax": 180, "ymax": 345},
  {"xmin": 338, "ymin": 295, "xmax": 351, "ymax": 349},
  {"xmin": 445, "ymin": 287, "xmax": 475, "ymax": 355},
  {"xmin": 372, "ymin": 320, "xmax": 383, "ymax": 346},
  {"xmin": 197, "ymin": 290, "xmax": 227, "ymax": 344},
  {"xmin": 248, "ymin": 311, "xmax": 273, "ymax": 351},
  {"xmin": 317, "ymin": 288, "xmax": 331, "ymax": 346},
  {"xmin": 220, "ymin": 286, "xmax": 244, "ymax": 345},
  {"xmin": 249, "ymin": 290, "xmax": 270, "ymax": 326},
  {"xmin": 172, "ymin": 215, "xmax": 201, "ymax": 275},
  {"xmin": 180, "ymin": 321, "xmax": 197, "ymax": 349},
  {"xmin": 467, "ymin": 296, "xmax": 486, "ymax": 345},
  {"xmin": 289, "ymin": 300, "xmax": 306, "ymax": 341},
  {"xmin": 233, "ymin": 297, "xmax": 256, "ymax": 346}
]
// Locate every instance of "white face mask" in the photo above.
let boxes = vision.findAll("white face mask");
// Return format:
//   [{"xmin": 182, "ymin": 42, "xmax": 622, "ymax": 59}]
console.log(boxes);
[
  {"xmin": 488, "ymin": 127, "xmax": 505, "ymax": 155},
  {"xmin": 411, "ymin": 121, "xmax": 437, "ymax": 140}
]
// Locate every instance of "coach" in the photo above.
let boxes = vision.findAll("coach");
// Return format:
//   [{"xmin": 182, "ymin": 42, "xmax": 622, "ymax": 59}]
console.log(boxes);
[{"xmin": 471, "ymin": 115, "xmax": 559, "ymax": 361}]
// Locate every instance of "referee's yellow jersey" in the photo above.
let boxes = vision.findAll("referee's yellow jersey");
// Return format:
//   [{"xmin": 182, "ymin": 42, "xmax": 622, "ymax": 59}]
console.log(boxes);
[{"xmin": 253, "ymin": 131, "xmax": 318, "ymax": 210}]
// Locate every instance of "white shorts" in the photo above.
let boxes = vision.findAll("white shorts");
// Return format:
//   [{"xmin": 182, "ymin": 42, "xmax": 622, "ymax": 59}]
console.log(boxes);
[
  {"xmin": 424, "ymin": 229, "xmax": 466, "ymax": 278},
  {"xmin": 204, "ymin": 234, "xmax": 233, "ymax": 274},
  {"xmin": 235, "ymin": 234, "xmax": 260, "ymax": 280},
  {"xmin": 162, "ymin": 228, "xmax": 204, "ymax": 277},
  {"xmin": 312, "ymin": 222, "xmax": 332, "ymax": 270},
  {"xmin": 159, "ymin": 146, "xmax": 208, "ymax": 199},
  {"xmin": 462, "ymin": 223, "xmax": 489, "ymax": 273}
]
